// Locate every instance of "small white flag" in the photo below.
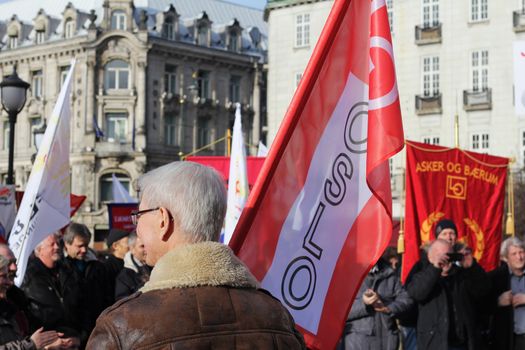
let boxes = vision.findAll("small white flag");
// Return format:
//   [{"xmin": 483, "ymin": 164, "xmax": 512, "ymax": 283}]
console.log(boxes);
[
  {"xmin": 112, "ymin": 173, "xmax": 136, "ymax": 203},
  {"xmin": 223, "ymin": 104, "xmax": 249, "ymax": 244},
  {"xmin": 9, "ymin": 61, "xmax": 75, "ymax": 286},
  {"xmin": 257, "ymin": 141, "xmax": 268, "ymax": 157}
]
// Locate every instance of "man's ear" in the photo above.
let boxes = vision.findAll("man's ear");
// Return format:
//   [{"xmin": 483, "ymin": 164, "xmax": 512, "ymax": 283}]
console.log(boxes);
[{"xmin": 158, "ymin": 207, "xmax": 173, "ymax": 242}]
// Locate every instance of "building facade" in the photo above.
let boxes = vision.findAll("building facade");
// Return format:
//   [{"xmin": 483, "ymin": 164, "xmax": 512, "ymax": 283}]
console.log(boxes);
[
  {"xmin": 265, "ymin": 0, "xmax": 525, "ymax": 219},
  {"xmin": 0, "ymin": 0, "xmax": 267, "ymax": 239}
]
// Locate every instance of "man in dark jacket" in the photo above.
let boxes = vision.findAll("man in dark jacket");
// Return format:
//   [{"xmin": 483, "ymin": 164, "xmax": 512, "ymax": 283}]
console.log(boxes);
[
  {"xmin": 488, "ymin": 236, "xmax": 525, "ymax": 350},
  {"xmin": 342, "ymin": 257, "xmax": 413, "ymax": 350},
  {"xmin": 87, "ymin": 162, "xmax": 305, "ymax": 349},
  {"xmin": 115, "ymin": 231, "xmax": 152, "ymax": 300},
  {"xmin": 406, "ymin": 238, "xmax": 490, "ymax": 350},
  {"xmin": 100, "ymin": 228, "xmax": 129, "ymax": 301},
  {"xmin": 62, "ymin": 223, "xmax": 112, "ymax": 341},
  {"xmin": 21, "ymin": 233, "xmax": 81, "ymax": 347}
]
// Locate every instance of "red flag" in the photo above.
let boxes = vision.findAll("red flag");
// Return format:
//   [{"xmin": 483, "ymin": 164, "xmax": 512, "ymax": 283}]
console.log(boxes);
[
  {"xmin": 401, "ymin": 141, "xmax": 508, "ymax": 283},
  {"xmin": 229, "ymin": 0, "xmax": 404, "ymax": 348}
]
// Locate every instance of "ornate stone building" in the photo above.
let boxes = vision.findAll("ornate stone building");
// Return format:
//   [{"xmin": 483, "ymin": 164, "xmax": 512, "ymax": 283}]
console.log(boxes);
[{"xmin": 0, "ymin": 0, "xmax": 267, "ymax": 239}]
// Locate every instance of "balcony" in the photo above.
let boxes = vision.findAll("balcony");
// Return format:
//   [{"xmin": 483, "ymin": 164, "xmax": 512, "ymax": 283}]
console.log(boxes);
[
  {"xmin": 463, "ymin": 88, "xmax": 492, "ymax": 111},
  {"xmin": 415, "ymin": 94, "xmax": 442, "ymax": 115},
  {"xmin": 514, "ymin": 10, "xmax": 525, "ymax": 32},
  {"xmin": 415, "ymin": 23, "xmax": 442, "ymax": 45}
]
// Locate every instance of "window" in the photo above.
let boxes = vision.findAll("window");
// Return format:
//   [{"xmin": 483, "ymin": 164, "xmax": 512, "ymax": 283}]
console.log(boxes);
[
  {"xmin": 422, "ymin": 56, "xmax": 439, "ymax": 96},
  {"xmin": 32, "ymin": 70, "xmax": 43, "ymax": 99},
  {"xmin": 59, "ymin": 66, "xmax": 70, "ymax": 88},
  {"xmin": 105, "ymin": 113, "xmax": 127, "ymax": 143},
  {"xmin": 522, "ymin": 0, "xmax": 525, "ymax": 12},
  {"xmin": 111, "ymin": 10, "xmax": 126, "ymax": 30},
  {"xmin": 164, "ymin": 18, "xmax": 175, "ymax": 40},
  {"xmin": 8, "ymin": 36, "xmax": 17, "ymax": 49},
  {"xmin": 105, "ymin": 60, "xmax": 129, "ymax": 90},
  {"xmin": 197, "ymin": 118, "xmax": 212, "ymax": 148},
  {"xmin": 386, "ymin": 0, "xmax": 394, "ymax": 32},
  {"xmin": 471, "ymin": 133, "xmax": 489, "ymax": 152},
  {"xmin": 423, "ymin": 136, "xmax": 440, "ymax": 145},
  {"xmin": 471, "ymin": 50, "xmax": 488, "ymax": 91},
  {"xmin": 164, "ymin": 65, "xmax": 177, "ymax": 95},
  {"xmin": 422, "ymin": 0, "xmax": 439, "ymax": 27},
  {"xmin": 3, "ymin": 122, "xmax": 9, "ymax": 150},
  {"xmin": 229, "ymin": 75, "xmax": 241, "ymax": 103},
  {"xmin": 35, "ymin": 30, "xmax": 45, "ymax": 44},
  {"xmin": 29, "ymin": 116, "xmax": 42, "ymax": 147},
  {"xmin": 295, "ymin": 14, "xmax": 310, "ymax": 47},
  {"xmin": 295, "ymin": 72, "xmax": 303, "ymax": 87},
  {"xmin": 471, "ymin": 0, "xmax": 488, "ymax": 21},
  {"xmin": 64, "ymin": 19, "xmax": 75, "ymax": 38},
  {"xmin": 100, "ymin": 173, "xmax": 130, "ymax": 202},
  {"xmin": 228, "ymin": 31, "xmax": 239, "ymax": 52},
  {"xmin": 197, "ymin": 70, "xmax": 210, "ymax": 99},
  {"xmin": 165, "ymin": 114, "xmax": 179, "ymax": 146},
  {"xmin": 197, "ymin": 25, "xmax": 208, "ymax": 46}
]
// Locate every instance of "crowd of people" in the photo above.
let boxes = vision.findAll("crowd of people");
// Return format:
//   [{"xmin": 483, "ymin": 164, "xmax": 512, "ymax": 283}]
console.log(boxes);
[
  {"xmin": 1, "ymin": 160, "xmax": 524, "ymax": 350},
  {"xmin": 340, "ymin": 219, "xmax": 525, "ymax": 350},
  {"xmin": 0, "ymin": 222, "xmax": 151, "ymax": 349}
]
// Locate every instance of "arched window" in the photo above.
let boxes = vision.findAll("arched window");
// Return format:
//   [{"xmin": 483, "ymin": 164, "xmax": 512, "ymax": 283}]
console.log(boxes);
[
  {"xmin": 111, "ymin": 10, "xmax": 126, "ymax": 30},
  {"xmin": 105, "ymin": 60, "xmax": 129, "ymax": 90},
  {"xmin": 99, "ymin": 173, "xmax": 131, "ymax": 203}
]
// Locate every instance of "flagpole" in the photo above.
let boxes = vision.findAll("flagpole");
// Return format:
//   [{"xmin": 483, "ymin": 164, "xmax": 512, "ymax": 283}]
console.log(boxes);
[
  {"xmin": 226, "ymin": 129, "xmax": 231, "ymax": 157},
  {"xmin": 454, "ymin": 114, "xmax": 459, "ymax": 148},
  {"xmin": 397, "ymin": 167, "xmax": 406, "ymax": 254},
  {"xmin": 506, "ymin": 159, "xmax": 516, "ymax": 236}
]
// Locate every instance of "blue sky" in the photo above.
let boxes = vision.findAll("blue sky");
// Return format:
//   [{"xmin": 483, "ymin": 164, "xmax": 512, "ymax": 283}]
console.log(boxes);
[{"xmin": 0, "ymin": 0, "xmax": 268, "ymax": 9}]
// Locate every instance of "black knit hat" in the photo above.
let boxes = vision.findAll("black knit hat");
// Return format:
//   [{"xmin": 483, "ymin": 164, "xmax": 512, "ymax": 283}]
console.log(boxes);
[
  {"xmin": 106, "ymin": 228, "xmax": 129, "ymax": 248},
  {"xmin": 435, "ymin": 219, "xmax": 457, "ymax": 237}
]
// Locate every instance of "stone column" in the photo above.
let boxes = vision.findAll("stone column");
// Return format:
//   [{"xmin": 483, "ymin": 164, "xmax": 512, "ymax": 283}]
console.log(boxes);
[
  {"xmin": 85, "ymin": 58, "xmax": 95, "ymax": 134},
  {"xmin": 251, "ymin": 64, "xmax": 262, "ymax": 154},
  {"xmin": 135, "ymin": 60, "xmax": 147, "ymax": 150}
]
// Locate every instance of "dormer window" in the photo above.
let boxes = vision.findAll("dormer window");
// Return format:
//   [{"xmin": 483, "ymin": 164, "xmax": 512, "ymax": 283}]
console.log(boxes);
[
  {"xmin": 111, "ymin": 10, "xmax": 126, "ymax": 30},
  {"xmin": 8, "ymin": 36, "xmax": 18, "ymax": 49},
  {"xmin": 197, "ymin": 25, "xmax": 208, "ymax": 46},
  {"xmin": 64, "ymin": 18, "xmax": 75, "ymax": 38},
  {"xmin": 164, "ymin": 18, "xmax": 175, "ymax": 40},
  {"xmin": 228, "ymin": 31, "xmax": 239, "ymax": 52},
  {"xmin": 35, "ymin": 30, "xmax": 45, "ymax": 44}
]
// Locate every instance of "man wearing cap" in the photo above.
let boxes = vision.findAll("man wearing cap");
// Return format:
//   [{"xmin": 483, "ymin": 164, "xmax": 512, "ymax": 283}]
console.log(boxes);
[
  {"xmin": 405, "ymin": 220, "xmax": 490, "ymax": 350},
  {"xmin": 100, "ymin": 228, "xmax": 130, "ymax": 301}
]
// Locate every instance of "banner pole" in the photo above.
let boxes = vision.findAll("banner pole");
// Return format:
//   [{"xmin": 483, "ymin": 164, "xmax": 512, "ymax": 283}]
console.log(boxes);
[
  {"xmin": 397, "ymin": 166, "xmax": 406, "ymax": 254},
  {"xmin": 505, "ymin": 160, "xmax": 515, "ymax": 236},
  {"xmin": 454, "ymin": 114, "xmax": 459, "ymax": 148},
  {"xmin": 226, "ymin": 129, "xmax": 231, "ymax": 157}
]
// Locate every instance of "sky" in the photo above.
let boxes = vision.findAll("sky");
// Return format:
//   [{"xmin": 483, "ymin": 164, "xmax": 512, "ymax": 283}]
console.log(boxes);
[{"xmin": 0, "ymin": 0, "xmax": 268, "ymax": 10}]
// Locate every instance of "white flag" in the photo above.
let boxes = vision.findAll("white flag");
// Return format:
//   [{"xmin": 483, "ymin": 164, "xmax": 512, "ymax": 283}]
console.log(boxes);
[
  {"xmin": 223, "ymin": 104, "xmax": 249, "ymax": 244},
  {"xmin": 257, "ymin": 141, "xmax": 268, "ymax": 157},
  {"xmin": 112, "ymin": 173, "xmax": 136, "ymax": 203},
  {"xmin": 9, "ymin": 61, "xmax": 75, "ymax": 286},
  {"xmin": 514, "ymin": 41, "xmax": 525, "ymax": 116}
]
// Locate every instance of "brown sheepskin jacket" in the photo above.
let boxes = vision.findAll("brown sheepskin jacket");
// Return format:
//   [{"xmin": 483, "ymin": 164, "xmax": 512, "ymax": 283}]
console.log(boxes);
[{"xmin": 86, "ymin": 241, "xmax": 305, "ymax": 349}]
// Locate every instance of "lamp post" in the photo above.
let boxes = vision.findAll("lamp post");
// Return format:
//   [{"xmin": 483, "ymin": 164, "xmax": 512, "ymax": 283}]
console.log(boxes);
[{"xmin": 0, "ymin": 66, "xmax": 30, "ymax": 185}]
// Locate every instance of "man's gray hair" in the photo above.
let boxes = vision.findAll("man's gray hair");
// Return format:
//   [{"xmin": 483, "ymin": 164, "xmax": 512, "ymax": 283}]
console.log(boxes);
[
  {"xmin": 128, "ymin": 231, "xmax": 137, "ymax": 248},
  {"xmin": 500, "ymin": 236, "xmax": 525, "ymax": 259},
  {"xmin": 34, "ymin": 232, "xmax": 62, "ymax": 255},
  {"xmin": 64, "ymin": 223, "xmax": 91, "ymax": 245},
  {"xmin": 138, "ymin": 161, "xmax": 227, "ymax": 243}
]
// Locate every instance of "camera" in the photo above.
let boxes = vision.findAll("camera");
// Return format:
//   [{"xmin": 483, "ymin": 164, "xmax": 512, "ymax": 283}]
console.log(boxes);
[{"xmin": 446, "ymin": 252, "xmax": 464, "ymax": 262}]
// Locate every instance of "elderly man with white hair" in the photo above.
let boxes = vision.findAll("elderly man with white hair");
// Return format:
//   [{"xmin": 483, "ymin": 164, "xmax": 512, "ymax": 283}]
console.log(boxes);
[
  {"xmin": 488, "ymin": 236, "xmax": 525, "ymax": 350},
  {"xmin": 87, "ymin": 161, "xmax": 305, "ymax": 349}
]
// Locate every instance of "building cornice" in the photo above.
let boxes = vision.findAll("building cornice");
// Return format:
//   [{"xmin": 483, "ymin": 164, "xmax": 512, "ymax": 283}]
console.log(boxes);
[{"xmin": 264, "ymin": 0, "xmax": 331, "ymax": 20}]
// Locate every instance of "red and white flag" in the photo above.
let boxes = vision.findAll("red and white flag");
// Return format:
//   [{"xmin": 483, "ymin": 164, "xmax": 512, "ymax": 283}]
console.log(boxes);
[{"xmin": 230, "ymin": 0, "xmax": 404, "ymax": 348}]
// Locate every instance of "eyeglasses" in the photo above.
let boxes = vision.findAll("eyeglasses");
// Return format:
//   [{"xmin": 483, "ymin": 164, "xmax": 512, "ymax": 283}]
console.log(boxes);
[{"xmin": 130, "ymin": 207, "xmax": 160, "ymax": 225}]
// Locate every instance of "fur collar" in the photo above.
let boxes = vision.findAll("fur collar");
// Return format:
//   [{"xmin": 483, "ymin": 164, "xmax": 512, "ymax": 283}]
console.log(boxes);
[{"xmin": 140, "ymin": 241, "xmax": 259, "ymax": 293}]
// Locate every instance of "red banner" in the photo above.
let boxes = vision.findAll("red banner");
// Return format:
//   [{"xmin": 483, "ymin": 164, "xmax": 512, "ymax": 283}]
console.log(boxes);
[
  {"xmin": 401, "ymin": 141, "xmax": 509, "ymax": 282},
  {"xmin": 187, "ymin": 156, "xmax": 265, "ymax": 187},
  {"xmin": 107, "ymin": 203, "xmax": 138, "ymax": 232}
]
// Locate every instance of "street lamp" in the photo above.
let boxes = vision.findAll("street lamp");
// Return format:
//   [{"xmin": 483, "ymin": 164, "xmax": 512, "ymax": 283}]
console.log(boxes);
[{"xmin": 0, "ymin": 66, "xmax": 30, "ymax": 185}]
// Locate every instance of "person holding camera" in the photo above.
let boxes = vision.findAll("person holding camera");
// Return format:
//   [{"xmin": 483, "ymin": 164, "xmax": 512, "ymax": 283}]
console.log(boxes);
[{"xmin": 406, "ymin": 237, "xmax": 490, "ymax": 350}]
